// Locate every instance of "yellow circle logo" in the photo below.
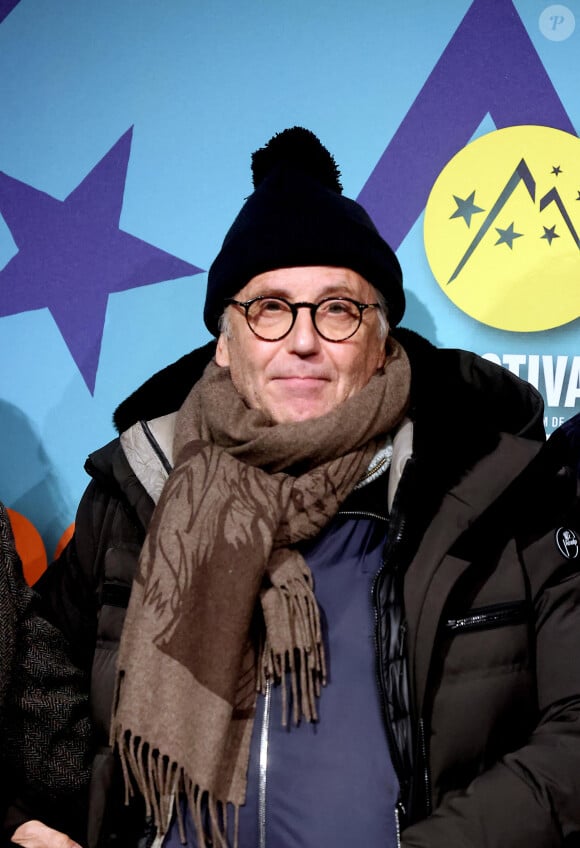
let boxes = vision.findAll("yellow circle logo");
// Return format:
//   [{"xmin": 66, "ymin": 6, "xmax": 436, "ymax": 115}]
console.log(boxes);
[{"xmin": 423, "ymin": 125, "xmax": 580, "ymax": 331}]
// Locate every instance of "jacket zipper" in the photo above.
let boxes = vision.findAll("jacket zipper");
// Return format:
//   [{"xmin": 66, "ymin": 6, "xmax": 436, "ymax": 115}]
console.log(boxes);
[
  {"xmin": 418, "ymin": 718, "xmax": 432, "ymax": 816},
  {"xmin": 371, "ymin": 457, "xmax": 434, "ymax": 828},
  {"xmin": 445, "ymin": 600, "xmax": 527, "ymax": 632},
  {"xmin": 139, "ymin": 419, "xmax": 173, "ymax": 474},
  {"xmin": 339, "ymin": 510, "xmax": 390, "ymax": 523},
  {"xmin": 394, "ymin": 803, "xmax": 403, "ymax": 848},
  {"xmin": 258, "ymin": 680, "xmax": 272, "ymax": 848},
  {"xmin": 372, "ymin": 504, "xmax": 410, "ymax": 829}
]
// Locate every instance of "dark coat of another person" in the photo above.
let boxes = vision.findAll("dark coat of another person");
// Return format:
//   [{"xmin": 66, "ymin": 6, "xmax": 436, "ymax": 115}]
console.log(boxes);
[{"xmin": 0, "ymin": 501, "xmax": 91, "ymax": 846}]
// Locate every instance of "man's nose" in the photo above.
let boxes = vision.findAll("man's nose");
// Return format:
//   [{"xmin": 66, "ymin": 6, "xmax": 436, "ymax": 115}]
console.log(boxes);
[{"xmin": 285, "ymin": 306, "xmax": 320, "ymax": 354}]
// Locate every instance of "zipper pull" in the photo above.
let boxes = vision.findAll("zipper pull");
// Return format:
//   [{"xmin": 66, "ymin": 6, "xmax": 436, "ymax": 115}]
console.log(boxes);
[{"xmin": 395, "ymin": 800, "xmax": 407, "ymax": 848}]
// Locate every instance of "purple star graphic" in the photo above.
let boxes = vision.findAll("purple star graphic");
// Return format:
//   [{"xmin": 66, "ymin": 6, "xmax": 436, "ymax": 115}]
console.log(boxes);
[
  {"xmin": 0, "ymin": 128, "xmax": 203, "ymax": 392},
  {"xmin": 0, "ymin": 0, "xmax": 21, "ymax": 24},
  {"xmin": 551, "ymin": 165, "xmax": 563, "ymax": 176}
]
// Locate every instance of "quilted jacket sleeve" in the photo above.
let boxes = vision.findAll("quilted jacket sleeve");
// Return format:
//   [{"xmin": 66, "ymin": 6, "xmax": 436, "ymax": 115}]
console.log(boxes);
[{"xmin": 402, "ymin": 475, "xmax": 580, "ymax": 847}]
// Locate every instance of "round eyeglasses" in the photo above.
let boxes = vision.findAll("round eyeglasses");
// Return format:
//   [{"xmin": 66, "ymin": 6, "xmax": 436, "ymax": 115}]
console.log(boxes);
[{"xmin": 225, "ymin": 296, "xmax": 380, "ymax": 342}]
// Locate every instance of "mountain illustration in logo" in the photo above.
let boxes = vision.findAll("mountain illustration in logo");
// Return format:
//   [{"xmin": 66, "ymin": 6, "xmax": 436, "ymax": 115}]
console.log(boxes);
[{"xmin": 424, "ymin": 126, "xmax": 580, "ymax": 332}]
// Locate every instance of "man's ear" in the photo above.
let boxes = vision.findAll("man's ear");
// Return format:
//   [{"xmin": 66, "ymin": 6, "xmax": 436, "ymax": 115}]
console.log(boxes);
[{"xmin": 215, "ymin": 333, "xmax": 230, "ymax": 367}]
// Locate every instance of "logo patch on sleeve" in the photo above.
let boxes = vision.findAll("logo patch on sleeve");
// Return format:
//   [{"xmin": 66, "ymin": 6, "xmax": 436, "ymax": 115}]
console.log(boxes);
[{"xmin": 555, "ymin": 527, "xmax": 579, "ymax": 559}]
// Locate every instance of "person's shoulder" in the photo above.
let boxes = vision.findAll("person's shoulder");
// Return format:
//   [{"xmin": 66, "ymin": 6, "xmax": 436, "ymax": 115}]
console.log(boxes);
[
  {"xmin": 84, "ymin": 435, "xmax": 124, "ymax": 485},
  {"xmin": 393, "ymin": 327, "xmax": 545, "ymax": 443}
]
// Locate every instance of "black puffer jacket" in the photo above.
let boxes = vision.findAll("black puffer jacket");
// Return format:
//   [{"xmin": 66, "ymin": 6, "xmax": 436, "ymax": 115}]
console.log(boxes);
[{"xmin": 36, "ymin": 330, "xmax": 580, "ymax": 847}]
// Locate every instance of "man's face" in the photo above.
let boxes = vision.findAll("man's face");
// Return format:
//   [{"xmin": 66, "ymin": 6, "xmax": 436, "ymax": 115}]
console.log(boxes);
[{"xmin": 215, "ymin": 266, "xmax": 388, "ymax": 424}]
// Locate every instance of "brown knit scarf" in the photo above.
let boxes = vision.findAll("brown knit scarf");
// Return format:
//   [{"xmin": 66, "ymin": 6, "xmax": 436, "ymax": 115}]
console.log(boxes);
[{"xmin": 111, "ymin": 338, "xmax": 411, "ymax": 847}]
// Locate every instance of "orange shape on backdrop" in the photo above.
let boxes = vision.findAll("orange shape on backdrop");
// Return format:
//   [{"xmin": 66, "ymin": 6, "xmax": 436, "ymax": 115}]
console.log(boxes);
[
  {"xmin": 6, "ymin": 508, "xmax": 48, "ymax": 586},
  {"xmin": 54, "ymin": 522, "xmax": 75, "ymax": 559}
]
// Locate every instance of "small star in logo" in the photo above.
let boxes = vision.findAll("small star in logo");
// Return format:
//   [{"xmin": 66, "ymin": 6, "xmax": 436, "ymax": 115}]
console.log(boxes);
[
  {"xmin": 541, "ymin": 225, "xmax": 560, "ymax": 245},
  {"xmin": 450, "ymin": 190, "xmax": 484, "ymax": 227},
  {"xmin": 551, "ymin": 165, "xmax": 562, "ymax": 176},
  {"xmin": 495, "ymin": 222, "xmax": 523, "ymax": 249},
  {"xmin": 576, "ymin": 190, "xmax": 580, "ymax": 201}
]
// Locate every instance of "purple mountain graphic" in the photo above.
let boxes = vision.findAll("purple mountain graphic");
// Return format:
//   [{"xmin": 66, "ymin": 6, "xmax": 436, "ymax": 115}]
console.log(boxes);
[{"xmin": 358, "ymin": 0, "xmax": 577, "ymax": 250}]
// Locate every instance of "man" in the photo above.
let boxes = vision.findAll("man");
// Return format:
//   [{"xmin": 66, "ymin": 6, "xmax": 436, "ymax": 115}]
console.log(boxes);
[{"xmin": 17, "ymin": 127, "xmax": 580, "ymax": 847}]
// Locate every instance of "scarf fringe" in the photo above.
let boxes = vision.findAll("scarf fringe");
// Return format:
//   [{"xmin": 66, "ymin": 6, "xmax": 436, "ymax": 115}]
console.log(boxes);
[
  {"xmin": 259, "ymin": 578, "xmax": 326, "ymax": 725},
  {"xmin": 115, "ymin": 729, "xmax": 239, "ymax": 848}
]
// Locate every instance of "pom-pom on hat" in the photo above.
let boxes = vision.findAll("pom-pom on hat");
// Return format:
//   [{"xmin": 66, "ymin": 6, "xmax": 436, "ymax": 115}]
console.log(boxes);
[{"xmin": 204, "ymin": 127, "xmax": 405, "ymax": 336}]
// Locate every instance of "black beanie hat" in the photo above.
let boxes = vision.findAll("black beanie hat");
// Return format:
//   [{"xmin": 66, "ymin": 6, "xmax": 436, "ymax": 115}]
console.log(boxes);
[{"xmin": 204, "ymin": 127, "xmax": 405, "ymax": 336}]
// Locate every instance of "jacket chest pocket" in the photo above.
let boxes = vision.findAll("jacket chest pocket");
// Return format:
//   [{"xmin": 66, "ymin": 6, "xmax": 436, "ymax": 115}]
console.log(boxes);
[
  {"xmin": 445, "ymin": 599, "xmax": 528, "ymax": 633},
  {"xmin": 435, "ymin": 536, "xmax": 533, "ymax": 677},
  {"xmin": 429, "ymin": 595, "xmax": 534, "ymax": 792},
  {"xmin": 439, "ymin": 597, "xmax": 530, "ymax": 677}
]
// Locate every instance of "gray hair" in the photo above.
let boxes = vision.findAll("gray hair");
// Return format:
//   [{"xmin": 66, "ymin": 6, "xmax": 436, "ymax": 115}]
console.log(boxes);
[
  {"xmin": 373, "ymin": 289, "xmax": 390, "ymax": 340},
  {"xmin": 218, "ymin": 305, "xmax": 233, "ymax": 339}
]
